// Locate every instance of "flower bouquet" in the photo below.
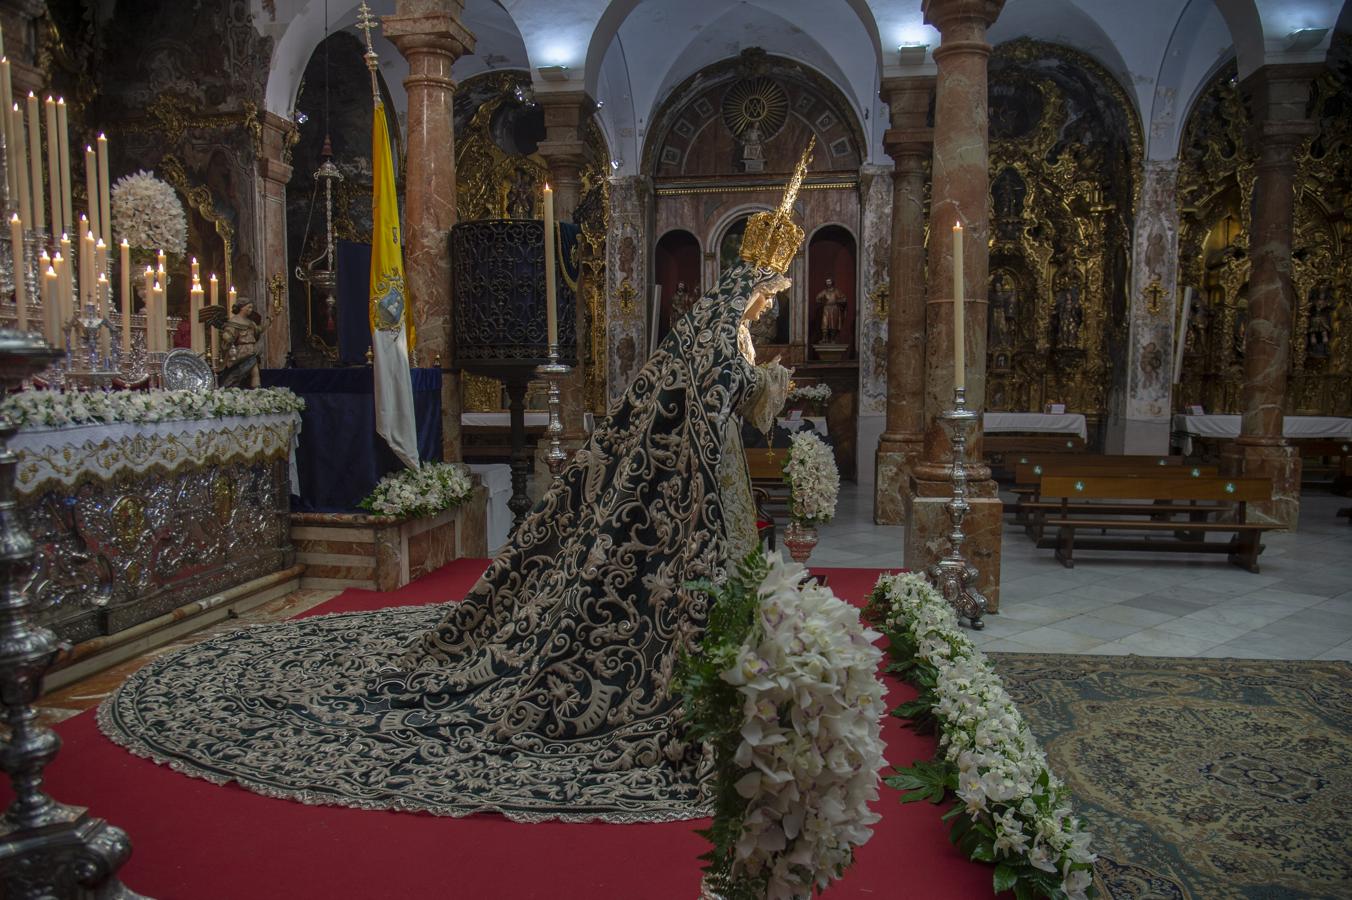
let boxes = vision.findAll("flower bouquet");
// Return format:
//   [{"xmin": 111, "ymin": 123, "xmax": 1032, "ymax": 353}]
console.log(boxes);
[
  {"xmin": 785, "ymin": 382, "xmax": 831, "ymax": 417},
  {"xmin": 111, "ymin": 169, "xmax": 188, "ymax": 273},
  {"xmin": 358, "ymin": 462, "xmax": 474, "ymax": 519},
  {"xmin": 780, "ymin": 430, "xmax": 838, "ymax": 563},
  {"xmin": 677, "ymin": 551, "xmax": 887, "ymax": 900},
  {"xmin": 868, "ymin": 573, "xmax": 1097, "ymax": 899}
]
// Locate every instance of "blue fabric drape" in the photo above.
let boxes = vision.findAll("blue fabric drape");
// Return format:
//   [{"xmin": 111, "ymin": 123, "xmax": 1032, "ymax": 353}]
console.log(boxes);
[{"xmin": 261, "ymin": 367, "xmax": 443, "ymax": 511}]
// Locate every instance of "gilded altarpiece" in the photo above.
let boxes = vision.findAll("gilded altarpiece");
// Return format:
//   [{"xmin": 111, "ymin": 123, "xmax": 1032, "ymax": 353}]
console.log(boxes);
[
  {"xmin": 984, "ymin": 42, "xmax": 1141, "ymax": 434},
  {"xmin": 453, "ymin": 72, "xmax": 610, "ymax": 413},
  {"xmin": 1177, "ymin": 52, "xmax": 1352, "ymax": 416}
]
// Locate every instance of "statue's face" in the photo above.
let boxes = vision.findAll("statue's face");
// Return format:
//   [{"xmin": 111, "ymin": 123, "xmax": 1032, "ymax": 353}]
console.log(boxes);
[
  {"xmin": 241, "ymin": 302, "xmax": 254, "ymax": 317},
  {"xmin": 745, "ymin": 276, "xmax": 791, "ymax": 322},
  {"xmin": 825, "ymin": 277, "xmax": 834, "ymax": 287}
]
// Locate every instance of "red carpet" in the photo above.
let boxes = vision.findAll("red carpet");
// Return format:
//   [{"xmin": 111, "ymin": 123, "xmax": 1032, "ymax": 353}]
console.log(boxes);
[{"xmin": 25, "ymin": 560, "xmax": 999, "ymax": 899}]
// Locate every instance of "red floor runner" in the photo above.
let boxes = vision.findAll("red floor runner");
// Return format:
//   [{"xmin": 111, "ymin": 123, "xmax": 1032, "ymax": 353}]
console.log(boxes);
[{"xmin": 26, "ymin": 561, "xmax": 998, "ymax": 899}]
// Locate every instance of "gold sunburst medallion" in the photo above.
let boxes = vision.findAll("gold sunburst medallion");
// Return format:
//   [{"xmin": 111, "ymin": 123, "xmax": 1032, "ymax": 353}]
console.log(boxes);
[{"xmin": 721, "ymin": 77, "xmax": 788, "ymax": 139}]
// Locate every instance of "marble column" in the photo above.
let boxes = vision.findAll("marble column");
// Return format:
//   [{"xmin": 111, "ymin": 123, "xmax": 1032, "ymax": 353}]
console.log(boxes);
[
  {"xmin": 535, "ymin": 89, "xmax": 591, "ymax": 442},
  {"xmin": 1221, "ymin": 64, "xmax": 1320, "ymax": 530},
  {"xmin": 904, "ymin": 0, "xmax": 1005, "ymax": 609},
  {"xmin": 857, "ymin": 163, "xmax": 893, "ymax": 423},
  {"xmin": 1108, "ymin": 159, "xmax": 1180, "ymax": 455},
  {"xmin": 257, "ymin": 111, "xmax": 296, "ymax": 368},
  {"xmin": 875, "ymin": 75, "xmax": 934, "ymax": 524},
  {"xmin": 384, "ymin": 0, "xmax": 475, "ymax": 462}
]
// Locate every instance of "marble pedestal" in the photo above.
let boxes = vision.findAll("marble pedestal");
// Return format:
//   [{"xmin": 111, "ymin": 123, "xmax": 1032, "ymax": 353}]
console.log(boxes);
[
  {"xmin": 874, "ymin": 439, "xmax": 922, "ymax": 524},
  {"xmin": 904, "ymin": 475, "xmax": 1004, "ymax": 612},
  {"xmin": 293, "ymin": 485, "xmax": 488, "ymax": 591},
  {"xmin": 1221, "ymin": 441, "xmax": 1301, "ymax": 531}
]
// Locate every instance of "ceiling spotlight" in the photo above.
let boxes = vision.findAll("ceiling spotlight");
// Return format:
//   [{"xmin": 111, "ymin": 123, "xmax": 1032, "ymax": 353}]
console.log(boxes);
[
  {"xmin": 538, "ymin": 65, "xmax": 569, "ymax": 82},
  {"xmin": 595, "ymin": 99, "xmax": 605, "ymax": 109},
  {"xmin": 897, "ymin": 43, "xmax": 929, "ymax": 66},
  {"xmin": 1285, "ymin": 28, "xmax": 1328, "ymax": 51},
  {"xmin": 293, "ymin": 110, "xmax": 309, "ymax": 124},
  {"xmin": 609, "ymin": 158, "xmax": 621, "ymax": 170}
]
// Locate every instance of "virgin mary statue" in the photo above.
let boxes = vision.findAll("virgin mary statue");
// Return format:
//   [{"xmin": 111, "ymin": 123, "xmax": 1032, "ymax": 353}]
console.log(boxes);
[{"xmin": 100, "ymin": 148, "xmax": 812, "ymax": 825}]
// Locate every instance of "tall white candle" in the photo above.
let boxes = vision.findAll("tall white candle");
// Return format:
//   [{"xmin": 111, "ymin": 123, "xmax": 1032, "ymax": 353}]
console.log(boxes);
[
  {"xmin": 97, "ymin": 134, "xmax": 110, "ymax": 248},
  {"xmin": 0, "ymin": 59, "xmax": 13, "ymax": 212},
  {"xmin": 952, "ymin": 222, "xmax": 965, "ymax": 392},
  {"xmin": 25, "ymin": 93, "xmax": 41, "ymax": 232},
  {"xmin": 10, "ymin": 103, "xmax": 29, "ymax": 227},
  {"xmin": 120, "ymin": 239, "xmax": 131, "ymax": 353},
  {"xmin": 209, "ymin": 273, "xmax": 219, "ymax": 361},
  {"xmin": 44, "ymin": 97, "xmax": 60, "ymax": 239},
  {"xmin": 43, "ymin": 264, "xmax": 58, "ymax": 345},
  {"xmin": 56, "ymin": 98, "xmax": 71, "ymax": 233},
  {"xmin": 9, "ymin": 213, "xmax": 25, "ymax": 329},
  {"xmin": 543, "ymin": 182, "xmax": 557, "ymax": 349},
  {"xmin": 52, "ymin": 251, "xmax": 67, "ymax": 330},
  {"xmin": 84, "ymin": 145, "xmax": 99, "ymax": 246},
  {"xmin": 190, "ymin": 280, "xmax": 204, "ymax": 353}
]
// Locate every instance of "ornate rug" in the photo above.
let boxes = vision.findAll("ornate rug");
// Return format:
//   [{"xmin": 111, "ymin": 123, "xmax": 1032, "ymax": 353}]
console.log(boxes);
[{"xmin": 990, "ymin": 654, "xmax": 1352, "ymax": 900}]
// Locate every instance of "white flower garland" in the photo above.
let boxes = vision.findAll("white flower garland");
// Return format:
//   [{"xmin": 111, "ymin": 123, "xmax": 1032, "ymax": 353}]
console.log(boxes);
[
  {"xmin": 2, "ymin": 388, "xmax": 305, "ymax": 430},
  {"xmin": 726, "ymin": 554, "xmax": 887, "ymax": 898},
  {"xmin": 786, "ymin": 383, "xmax": 831, "ymax": 404},
  {"xmin": 359, "ymin": 462, "xmax": 474, "ymax": 519},
  {"xmin": 782, "ymin": 430, "xmax": 838, "ymax": 525},
  {"xmin": 110, "ymin": 170, "xmax": 188, "ymax": 255},
  {"xmin": 871, "ymin": 573, "xmax": 1097, "ymax": 900}
]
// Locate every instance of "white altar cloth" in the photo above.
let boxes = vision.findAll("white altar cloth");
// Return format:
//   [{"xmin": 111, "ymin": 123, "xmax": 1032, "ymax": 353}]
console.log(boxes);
[
  {"xmin": 466, "ymin": 463, "xmax": 512, "ymax": 553},
  {"xmin": 982, "ymin": 412, "xmax": 1088, "ymax": 441},
  {"xmin": 11, "ymin": 413, "xmax": 302, "ymax": 496},
  {"xmin": 777, "ymin": 415, "xmax": 829, "ymax": 436},
  {"xmin": 1171, "ymin": 414, "xmax": 1352, "ymax": 454},
  {"xmin": 462, "ymin": 412, "xmax": 595, "ymax": 431}
]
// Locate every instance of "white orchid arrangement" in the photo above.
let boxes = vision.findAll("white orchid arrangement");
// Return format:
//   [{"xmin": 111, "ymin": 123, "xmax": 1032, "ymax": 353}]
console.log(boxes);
[
  {"xmin": 2, "ymin": 387, "xmax": 304, "ymax": 430},
  {"xmin": 359, "ymin": 462, "xmax": 474, "ymax": 519},
  {"xmin": 866, "ymin": 573, "xmax": 1097, "ymax": 900},
  {"xmin": 111, "ymin": 170, "xmax": 188, "ymax": 255},
  {"xmin": 678, "ymin": 552, "xmax": 887, "ymax": 900},
  {"xmin": 786, "ymin": 382, "xmax": 831, "ymax": 404},
  {"xmin": 782, "ymin": 430, "xmax": 838, "ymax": 526}
]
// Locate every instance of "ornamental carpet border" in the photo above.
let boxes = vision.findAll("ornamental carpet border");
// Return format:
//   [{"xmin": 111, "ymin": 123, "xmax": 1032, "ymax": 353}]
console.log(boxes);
[{"xmin": 989, "ymin": 652, "xmax": 1352, "ymax": 900}]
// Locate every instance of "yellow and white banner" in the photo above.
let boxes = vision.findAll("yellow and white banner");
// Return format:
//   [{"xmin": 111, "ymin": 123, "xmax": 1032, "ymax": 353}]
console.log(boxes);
[{"xmin": 369, "ymin": 97, "xmax": 419, "ymax": 470}]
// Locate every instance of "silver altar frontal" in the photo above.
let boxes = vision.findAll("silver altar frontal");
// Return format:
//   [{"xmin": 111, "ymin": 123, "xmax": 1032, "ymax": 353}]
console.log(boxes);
[{"xmin": 11, "ymin": 411, "xmax": 299, "ymax": 642}]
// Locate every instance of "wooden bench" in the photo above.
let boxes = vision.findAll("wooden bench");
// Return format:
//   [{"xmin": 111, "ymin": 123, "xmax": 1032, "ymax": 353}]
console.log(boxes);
[
  {"xmin": 745, "ymin": 448, "xmax": 791, "ymax": 516},
  {"xmin": 1033, "ymin": 475, "xmax": 1276, "ymax": 572},
  {"xmin": 1010, "ymin": 462, "xmax": 1220, "ymax": 534}
]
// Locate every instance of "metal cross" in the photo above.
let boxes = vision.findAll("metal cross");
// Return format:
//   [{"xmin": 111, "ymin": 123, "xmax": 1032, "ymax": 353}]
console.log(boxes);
[{"xmin": 1144, "ymin": 278, "xmax": 1165, "ymax": 315}]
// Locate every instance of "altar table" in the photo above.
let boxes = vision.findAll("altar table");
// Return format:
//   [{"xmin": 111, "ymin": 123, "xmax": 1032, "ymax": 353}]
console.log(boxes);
[
  {"xmin": 262, "ymin": 368, "xmax": 443, "ymax": 511},
  {"xmin": 1171, "ymin": 414, "xmax": 1352, "ymax": 455},
  {"xmin": 13, "ymin": 413, "xmax": 300, "ymax": 642},
  {"xmin": 466, "ymin": 463, "xmax": 512, "ymax": 553},
  {"xmin": 983, "ymin": 412, "xmax": 1089, "ymax": 441}
]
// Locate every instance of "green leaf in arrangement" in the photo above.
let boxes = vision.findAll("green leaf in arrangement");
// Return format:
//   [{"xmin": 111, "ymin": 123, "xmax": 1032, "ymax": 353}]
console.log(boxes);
[
  {"xmin": 884, "ymin": 760, "xmax": 950, "ymax": 804},
  {"xmin": 993, "ymin": 863, "xmax": 1019, "ymax": 893}
]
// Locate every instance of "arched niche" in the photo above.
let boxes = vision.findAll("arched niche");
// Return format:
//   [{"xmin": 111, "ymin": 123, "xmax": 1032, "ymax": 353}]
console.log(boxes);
[
  {"xmin": 286, "ymin": 30, "xmax": 402, "ymax": 366},
  {"xmin": 806, "ymin": 224, "xmax": 857, "ymax": 360},
  {"xmin": 653, "ymin": 229, "xmax": 702, "ymax": 343},
  {"xmin": 1175, "ymin": 44, "xmax": 1352, "ymax": 416}
]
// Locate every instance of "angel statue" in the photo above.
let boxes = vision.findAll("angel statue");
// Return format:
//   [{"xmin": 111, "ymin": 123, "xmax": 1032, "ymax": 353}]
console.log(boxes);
[
  {"xmin": 200, "ymin": 298, "xmax": 265, "ymax": 387},
  {"xmin": 100, "ymin": 141, "xmax": 816, "ymax": 825}
]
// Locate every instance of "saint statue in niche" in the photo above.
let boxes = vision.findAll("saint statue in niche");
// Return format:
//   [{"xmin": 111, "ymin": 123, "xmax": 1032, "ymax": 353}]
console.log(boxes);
[
  {"xmin": 1232, "ymin": 294, "xmax": 1250, "ymax": 359},
  {"xmin": 989, "ymin": 271, "xmax": 1016, "ymax": 349},
  {"xmin": 1053, "ymin": 274, "xmax": 1082, "ymax": 350},
  {"xmin": 816, "ymin": 276, "xmax": 848, "ymax": 343},
  {"xmin": 1306, "ymin": 284, "xmax": 1333, "ymax": 360},
  {"xmin": 1185, "ymin": 295, "xmax": 1208, "ymax": 354},
  {"xmin": 669, "ymin": 281, "xmax": 698, "ymax": 323},
  {"xmin": 740, "ymin": 121, "xmax": 766, "ymax": 173}
]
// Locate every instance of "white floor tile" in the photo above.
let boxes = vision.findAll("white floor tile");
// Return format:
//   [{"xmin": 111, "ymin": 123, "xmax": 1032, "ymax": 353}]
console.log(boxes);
[
  {"xmin": 1006, "ymin": 626, "xmax": 1106, "ymax": 653},
  {"xmin": 1115, "ymin": 628, "xmax": 1224, "ymax": 656}
]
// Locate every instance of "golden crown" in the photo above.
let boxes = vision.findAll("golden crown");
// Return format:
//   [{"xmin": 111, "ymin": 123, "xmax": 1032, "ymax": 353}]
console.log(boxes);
[{"xmin": 739, "ymin": 137, "xmax": 815, "ymax": 274}]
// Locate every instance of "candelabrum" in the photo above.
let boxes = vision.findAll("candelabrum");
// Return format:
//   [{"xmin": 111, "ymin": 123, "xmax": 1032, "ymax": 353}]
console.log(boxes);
[
  {"xmin": 926, "ymin": 386, "xmax": 988, "ymax": 629},
  {"xmin": 0, "ymin": 329, "xmax": 143, "ymax": 898},
  {"xmin": 536, "ymin": 345, "xmax": 572, "ymax": 478}
]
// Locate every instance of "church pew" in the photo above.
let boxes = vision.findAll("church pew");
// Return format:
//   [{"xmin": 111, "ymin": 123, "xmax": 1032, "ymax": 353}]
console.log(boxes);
[
  {"xmin": 1032, "ymin": 475, "xmax": 1276, "ymax": 572},
  {"xmin": 1010, "ymin": 462, "xmax": 1220, "ymax": 534}
]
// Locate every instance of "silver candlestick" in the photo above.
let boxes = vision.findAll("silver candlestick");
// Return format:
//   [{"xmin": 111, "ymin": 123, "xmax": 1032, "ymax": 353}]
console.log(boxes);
[
  {"xmin": 536, "ymin": 344, "xmax": 571, "ymax": 478},
  {"xmin": 0, "ymin": 329, "xmax": 142, "ymax": 898},
  {"xmin": 926, "ymin": 386, "xmax": 988, "ymax": 629}
]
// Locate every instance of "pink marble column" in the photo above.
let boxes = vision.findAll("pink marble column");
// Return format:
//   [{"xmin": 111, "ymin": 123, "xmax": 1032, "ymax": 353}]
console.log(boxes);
[
  {"xmin": 257, "ymin": 111, "xmax": 296, "ymax": 368},
  {"xmin": 384, "ymin": 1, "xmax": 475, "ymax": 461},
  {"xmin": 875, "ymin": 76, "xmax": 934, "ymax": 525},
  {"xmin": 535, "ymin": 90, "xmax": 591, "ymax": 442},
  {"xmin": 1221, "ymin": 64, "xmax": 1320, "ymax": 530},
  {"xmin": 903, "ymin": 0, "xmax": 1005, "ymax": 609}
]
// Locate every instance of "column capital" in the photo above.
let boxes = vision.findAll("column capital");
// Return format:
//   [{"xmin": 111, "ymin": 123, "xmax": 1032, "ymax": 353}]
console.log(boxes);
[
  {"xmin": 922, "ymin": 0, "xmax": 1004, "ymax": 38},
  {"xmin": 382, "ymin": 6, "xmax": 475, "ymax": 63},
  {"xmin": 257, "ymin": 111, "xmax": 297, "ymax": 184},
  {"xmin": 881, "ymin": 75, "xmax": 934, "ymax": 165},
  {"xmin": 1241, "ymin": 63, "xmax": 1321, "ymax": 148}
]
